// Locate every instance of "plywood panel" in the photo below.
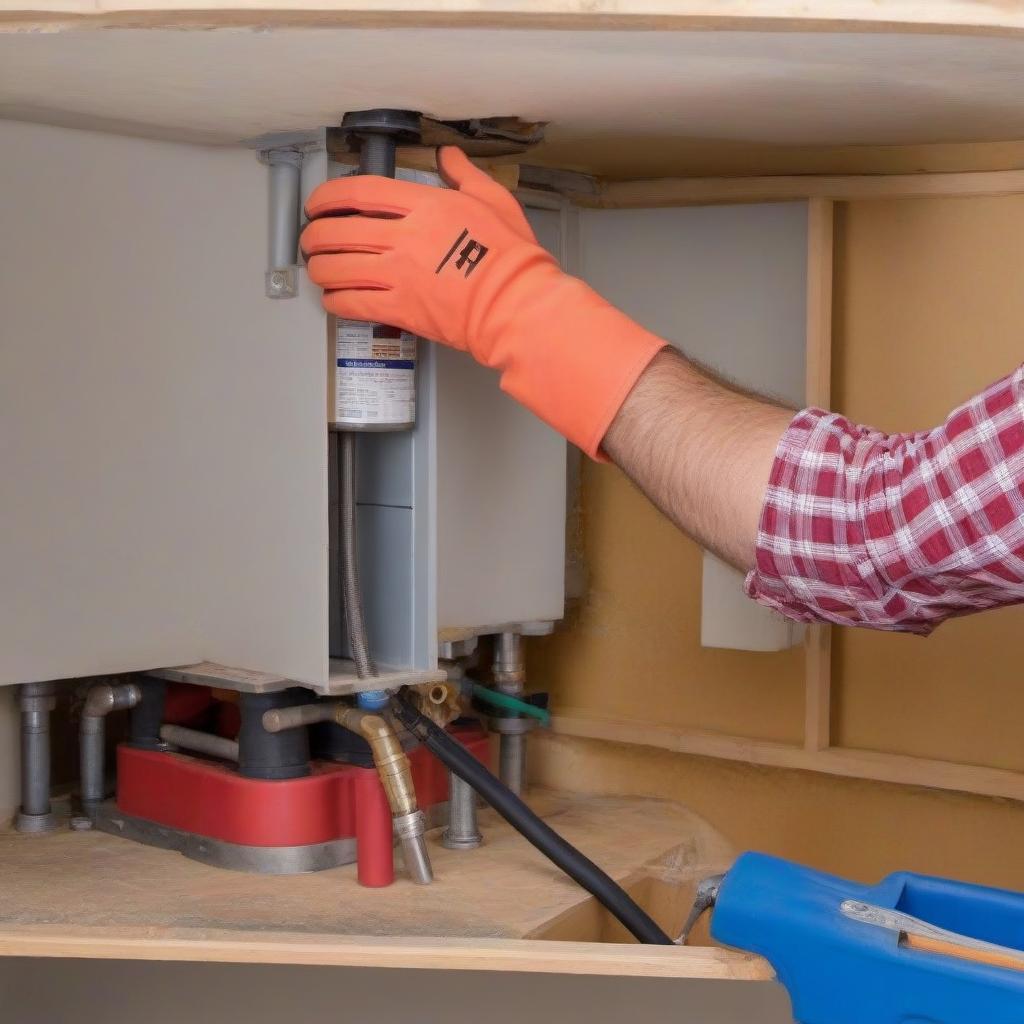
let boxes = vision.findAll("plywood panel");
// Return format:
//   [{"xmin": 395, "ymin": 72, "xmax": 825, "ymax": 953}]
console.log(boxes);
[
  {"xmin": 0, "ymin": 120, "xmax": 328, "ymax": 685},
  {"xmin": 832, "ymin": 194, "xmax": 1024, "ymax": 773},
  {"xmin": 6, "ymin": 0, "xmax": 1024, "ymax": 35},
  {"xmin": 532, "ymin": 204, "xmax": 807, "ymax": 742},
  {"xmin": 3, "ymin": 27, "xmax": 1024, "ymax": 177},
  {"xmin": 0, "ymin": 790, "xmax": 770, "ymax": 980},
  {"xmin": 534, "ymin": 734, "xmax": 1024, "ymax": 891}
]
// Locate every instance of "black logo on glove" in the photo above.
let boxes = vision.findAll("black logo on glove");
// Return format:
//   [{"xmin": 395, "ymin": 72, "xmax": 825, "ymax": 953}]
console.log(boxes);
[{"xmin": 436, "ymin": 229, "xmax": 489, "ymax": 278}]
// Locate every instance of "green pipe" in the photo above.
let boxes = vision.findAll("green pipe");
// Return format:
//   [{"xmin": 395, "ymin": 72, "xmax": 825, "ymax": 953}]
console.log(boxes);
[{"xmin": 470, "ymin": 682, "xmax": 550, "ymax": 727}]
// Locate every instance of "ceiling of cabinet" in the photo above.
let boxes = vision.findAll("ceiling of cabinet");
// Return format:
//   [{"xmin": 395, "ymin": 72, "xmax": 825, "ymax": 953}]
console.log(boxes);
[{"xmin": 3, "ymin": 25, "xmax": 1024, "ymax": 177}]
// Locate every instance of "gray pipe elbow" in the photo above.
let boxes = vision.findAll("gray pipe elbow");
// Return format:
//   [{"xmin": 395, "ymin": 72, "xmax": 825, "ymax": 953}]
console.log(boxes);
[{"xmin": 80, "ymin": 681, "xmax": 141, "ymax": 808}]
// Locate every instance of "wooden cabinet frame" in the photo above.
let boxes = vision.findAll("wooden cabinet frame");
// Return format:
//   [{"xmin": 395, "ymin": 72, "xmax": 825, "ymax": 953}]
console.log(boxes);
[{"xmin": 549, "ymin": 170, "xmax": 1024, "ymax": 804}]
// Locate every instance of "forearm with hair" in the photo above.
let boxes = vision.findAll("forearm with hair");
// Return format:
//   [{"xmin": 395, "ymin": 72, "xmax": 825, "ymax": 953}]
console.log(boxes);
[{"xmin": 601, "ymin": 348, "xmax": 795, "ymax": 571}]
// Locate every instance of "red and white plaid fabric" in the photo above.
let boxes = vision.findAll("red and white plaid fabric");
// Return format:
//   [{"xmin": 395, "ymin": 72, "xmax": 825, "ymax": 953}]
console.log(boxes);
[{"xmin": 745, "ymin": 364, "xmax": 1024, "ymax": 634}]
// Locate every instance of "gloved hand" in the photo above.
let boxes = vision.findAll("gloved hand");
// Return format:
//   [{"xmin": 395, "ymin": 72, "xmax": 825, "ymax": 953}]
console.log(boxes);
[{"xmin": 301, "ymin": 146, "xmax": 665, "ymax": 459}]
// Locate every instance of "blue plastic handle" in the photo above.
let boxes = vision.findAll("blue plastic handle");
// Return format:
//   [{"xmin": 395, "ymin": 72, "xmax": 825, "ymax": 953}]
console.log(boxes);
[{"xmin": 711, "ymin": 852, "xmax": 1024, "ymax": 1024}]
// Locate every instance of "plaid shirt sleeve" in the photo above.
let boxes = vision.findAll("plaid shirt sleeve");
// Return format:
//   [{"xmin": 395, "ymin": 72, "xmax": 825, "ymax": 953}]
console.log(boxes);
[{"xmin": 744, "ymin": 365, "xmax": 1024, "ymax": 635}]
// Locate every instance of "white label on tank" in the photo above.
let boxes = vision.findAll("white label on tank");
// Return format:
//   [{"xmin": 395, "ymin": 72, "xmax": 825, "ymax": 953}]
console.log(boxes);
[{"xmin": 334, "ymin": 319, "xmax": 417, "ymax": 427}]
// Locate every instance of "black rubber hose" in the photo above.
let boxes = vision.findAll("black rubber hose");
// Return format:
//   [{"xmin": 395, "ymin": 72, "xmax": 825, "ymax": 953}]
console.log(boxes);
[{"xmin": 392, "ymin": 697, "xmax": 673, "ymax": 946}]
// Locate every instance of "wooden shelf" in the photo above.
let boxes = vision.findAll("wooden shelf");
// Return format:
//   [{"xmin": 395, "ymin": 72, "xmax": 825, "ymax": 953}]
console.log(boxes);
[
  {"xmin": 0, "ymin": 790, "xmax": 770, "ymax": 979},
  {"xmin": 3, "ymin": 4, "xmax": 1024, "ymax": 177},
  {"xmin": 5, "ymin": 0, "xmax": 1024, "ymax": 34}
]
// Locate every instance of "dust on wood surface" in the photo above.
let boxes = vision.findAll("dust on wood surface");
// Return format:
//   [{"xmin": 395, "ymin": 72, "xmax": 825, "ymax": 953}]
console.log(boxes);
[{"xmin": 0, "ymin": 791, "xmax": 730, "ymax": 940}]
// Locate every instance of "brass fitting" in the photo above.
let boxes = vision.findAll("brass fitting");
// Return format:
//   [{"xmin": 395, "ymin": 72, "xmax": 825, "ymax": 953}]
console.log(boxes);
[
  {"xmin": 333, "ymin": 707, "xmax": 417, "ymax": 817},
  {"xmin": 406, "ymin": 681, "xmax": 460, "ymax": 728},
  {"xmin": 334, "ymin": 706, "xmax": 434, "ymax": 885}
]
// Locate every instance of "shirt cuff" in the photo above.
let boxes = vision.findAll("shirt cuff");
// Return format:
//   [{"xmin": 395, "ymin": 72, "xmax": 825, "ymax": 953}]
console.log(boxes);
[{"xmin": 742, "ymin": 407, "xmax": 935, "ymax": 636}]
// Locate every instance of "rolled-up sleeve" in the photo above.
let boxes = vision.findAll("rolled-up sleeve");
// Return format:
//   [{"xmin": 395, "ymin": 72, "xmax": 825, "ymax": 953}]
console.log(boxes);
[{"xmin": 745, "ymin": 365, "xmax": 1024, "ymax": 634}]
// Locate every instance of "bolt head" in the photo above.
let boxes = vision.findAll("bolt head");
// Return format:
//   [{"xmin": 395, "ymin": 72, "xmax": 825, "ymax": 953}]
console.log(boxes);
[{"xmin": 265, "ymin": 268, "xmax": 298, "ymax": 299}]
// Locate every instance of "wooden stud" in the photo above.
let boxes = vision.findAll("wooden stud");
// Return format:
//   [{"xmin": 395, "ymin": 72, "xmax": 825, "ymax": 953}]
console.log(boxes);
[
  {"xmin": 804, "ymin": 198, "xmax": 834, "ymax": 410},
  {"xmin": 593, "ymin": 169, "xmax": 1024, "ymax": 210},
  {"xmin": 803, "ymin": 197, "xmax": 834, "ymax": 752},
  {"xmin": 548, "ymin": 713, "xmax": 1024, "ymax": 803},
  {"xmin": 804, "ymin": 626, "xmax": 832, "ymax": 751}
]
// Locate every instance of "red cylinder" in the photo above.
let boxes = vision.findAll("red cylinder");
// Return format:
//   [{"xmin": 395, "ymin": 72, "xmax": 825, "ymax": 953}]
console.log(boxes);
[{"xmin": 354, "ymin": 767, "xmax": 394, "ymax": 888}]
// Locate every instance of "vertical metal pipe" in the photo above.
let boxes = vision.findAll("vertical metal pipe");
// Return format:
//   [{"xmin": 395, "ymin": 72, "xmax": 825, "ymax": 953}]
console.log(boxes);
[
  {"xmin": 499, "ymin": 733, "xmax": 527, "ymax": 798},
  {"xmin": 442, "ymin": 770, "xmax": 482, "ymax": 849},
  {"xmin": 16, "ymin": 682, "xmax": 58, "ymax": 833},
  {"xmin": 493, "ymin": 632, "xmax": 528, "ymax": 796},
  {"xmin": 267, "ymin": 150, "xmax": 302, "ymax": 271},
  {"xmin": 79, "ymin": 717, "xmax": 106, "ymax": 806},
  {"xmin": 494, "ymin": 633, "xmax": 523, "ymax": 683},
  {"xmin": 80, "ymin": 681, "xmax": 141, "ymax": 809},
  {"xmin": 264, "ymin": 147, "xmax": 303, "ymax": 299},
  {"xmin": 21, "ymin": 713, "xmax": 51, "ymax": 815}
]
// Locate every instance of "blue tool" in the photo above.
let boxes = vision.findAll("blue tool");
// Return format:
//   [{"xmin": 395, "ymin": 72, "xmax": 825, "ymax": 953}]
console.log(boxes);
[{"xmin": 698, "ymin": 852, "xmax": 1024, "ymax": 1023}]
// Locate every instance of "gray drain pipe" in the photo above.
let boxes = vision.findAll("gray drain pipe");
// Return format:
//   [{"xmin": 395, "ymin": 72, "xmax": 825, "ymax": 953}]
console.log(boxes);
[
  {"xmin": 80, "ymin": 681, "xmax": 141, "ymax": 810},
  {"xmin": 16, "ymin": 682, "xmax": 60, "ymax": 833}
]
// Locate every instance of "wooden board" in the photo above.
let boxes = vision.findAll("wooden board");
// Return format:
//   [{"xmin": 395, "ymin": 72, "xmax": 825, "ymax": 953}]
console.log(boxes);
[
  {"xmin": 548, "ymin": 711, "xmax": 1024, "ymax": 802},
  {"xmin": 3, "ymin": 23, "xmax": 1024, "ymax": 179},
  {"xmin": 5, "ymin": 0, "xmax": 1024, "ymax": 35},
  {"xmin": 0, "ymin": 790, "xmax": 771, "ymax": 979},
  {"xmin": 802, "ymin": 198, "xmax": 834, "ymax": 753}
]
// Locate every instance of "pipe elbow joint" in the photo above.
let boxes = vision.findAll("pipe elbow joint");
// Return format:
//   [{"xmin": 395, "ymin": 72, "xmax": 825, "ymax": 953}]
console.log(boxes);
[
  {"xmin": 334, "ymin": 705, "xmax": 434, "ymax": 884},
  {"xmin": 335, "ymin": 708, "xmax": 419, "ymax": 818},
  {"xmin": 83, "ymin": 681, "xmax": 141, "ymax": 719}
]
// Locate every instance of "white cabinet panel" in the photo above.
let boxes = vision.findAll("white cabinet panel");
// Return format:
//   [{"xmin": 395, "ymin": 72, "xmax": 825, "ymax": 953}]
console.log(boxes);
[
  {"xmin": 0, "ymin": 120, "xmax": 328, "ymax": 685},
  {"xmin": 578, "ymin": 203, "xmax": 808, "ymax": 651}
]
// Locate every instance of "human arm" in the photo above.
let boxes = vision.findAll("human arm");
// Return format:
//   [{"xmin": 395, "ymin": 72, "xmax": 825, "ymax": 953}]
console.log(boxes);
[
  {"xmin": 302, "ymin": 148, "xmax": 1024, "ymax": 634},
  {"xmin": 601, "ymin": 348, "xmax": 793, "ymax": 571}
]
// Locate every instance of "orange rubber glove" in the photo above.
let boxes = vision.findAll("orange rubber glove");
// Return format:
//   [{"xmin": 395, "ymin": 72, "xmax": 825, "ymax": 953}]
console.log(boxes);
[{"xmin": 301, "ymin": 147, "xmax": 665, "ymax": 459}]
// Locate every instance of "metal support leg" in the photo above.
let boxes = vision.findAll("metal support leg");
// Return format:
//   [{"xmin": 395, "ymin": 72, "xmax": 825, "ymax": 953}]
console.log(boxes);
[
  {"xmin": 442, "ymin": 770, "xmax": 482, "ymax": 850},
  {"xmin": 498, "ymin": 732, "xmax": 527, "ymax": 798},
  {"xmin": 16, "ymin": 682, "xmax": 58, "ymax": 833},
  {"xmin": 493, "ymin": 632, "xmax": 527, "ymax": 796}
]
